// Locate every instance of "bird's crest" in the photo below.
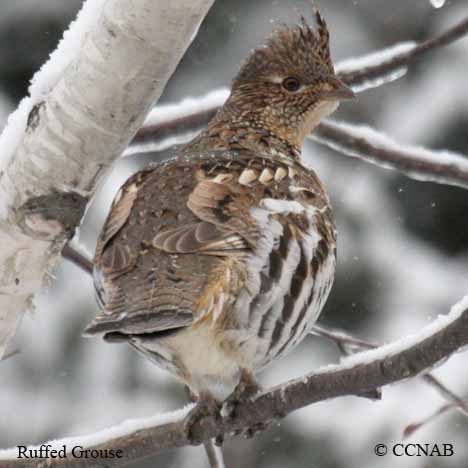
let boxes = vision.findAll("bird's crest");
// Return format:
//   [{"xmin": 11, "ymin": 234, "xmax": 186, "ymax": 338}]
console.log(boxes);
[{"xmin": 234, "ymin": 8, "xmax": 333, "ymax": 85}]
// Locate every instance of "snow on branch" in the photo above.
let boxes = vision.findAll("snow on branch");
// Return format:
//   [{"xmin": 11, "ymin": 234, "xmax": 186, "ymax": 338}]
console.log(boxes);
[
  {"xmin": 130, "ymin": 88, "xmax": 229, "ymax": 154},
  {"xmin": 0, "ymin": 406, "xmax": 194, "ymax": 467},
  {"xmin": 1, "ymin": 296, "xmax": 467, "ymax": 467},
  {"xmin": 0, "ymin": 0, "xmax": 215, "ymax": 359},
  {"xmin": 313, "ymin": 120, "xmax": 468, "ymax": 190},
  {"xmin": 335, "ymin": 42, "xmax": 416, "ymax": 92},
  {"xmin": 337, "ymin": 16, "xmax": 468, "ymax": 89}
]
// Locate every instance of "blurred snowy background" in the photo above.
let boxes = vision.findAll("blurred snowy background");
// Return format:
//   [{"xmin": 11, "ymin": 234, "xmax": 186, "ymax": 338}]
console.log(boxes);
[{"xmin": 1, "ymin": 1, "xmax": 468, "ymax": 467}]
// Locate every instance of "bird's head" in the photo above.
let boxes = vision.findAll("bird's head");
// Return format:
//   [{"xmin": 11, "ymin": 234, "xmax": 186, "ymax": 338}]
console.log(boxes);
[{"xmin": 227, "ymin": 9, "xmax": 354, "ymax": 148}]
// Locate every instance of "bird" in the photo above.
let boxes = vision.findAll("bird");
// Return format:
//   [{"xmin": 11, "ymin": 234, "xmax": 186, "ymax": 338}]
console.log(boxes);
[{"xmin": 84, "ymin": 8, "xmax": 354, "ymax": 442}]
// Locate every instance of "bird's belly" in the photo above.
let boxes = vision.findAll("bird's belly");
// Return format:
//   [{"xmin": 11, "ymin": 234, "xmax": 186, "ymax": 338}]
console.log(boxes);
[{"xmin": 135, "ymin": 325, "xmax": 243, "ymax": 399}]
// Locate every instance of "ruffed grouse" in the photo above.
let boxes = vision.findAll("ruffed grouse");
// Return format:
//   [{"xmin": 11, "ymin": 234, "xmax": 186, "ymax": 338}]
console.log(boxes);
[{"xmin": 85, "ymin": 9, "xmax": 353, "ymax": 437}]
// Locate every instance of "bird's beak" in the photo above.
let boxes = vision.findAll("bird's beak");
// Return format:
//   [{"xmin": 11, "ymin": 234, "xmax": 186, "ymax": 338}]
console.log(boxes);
[{"xmin": 321, "ymin": 78, "xmax": 356, "ymax": 101}]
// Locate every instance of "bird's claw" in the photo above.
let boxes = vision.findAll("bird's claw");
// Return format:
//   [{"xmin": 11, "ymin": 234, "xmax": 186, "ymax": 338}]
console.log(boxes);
[
  {"xmin": 220, "ymin": 369, "xmax": 272, "ymax": 440},
  {"xmin": 184, "ymin": 393, "xmax": 220, "ymax": 446}
]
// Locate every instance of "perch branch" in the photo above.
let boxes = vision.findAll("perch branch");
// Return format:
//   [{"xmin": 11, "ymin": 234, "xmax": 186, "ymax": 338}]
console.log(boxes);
[
  {"xmin": 312, "ymin": 323, "xmax": 468, "ymax": 434},
  {"xmin": 1, "ymin": 297, "xmax": 467, "ymax": 467}
]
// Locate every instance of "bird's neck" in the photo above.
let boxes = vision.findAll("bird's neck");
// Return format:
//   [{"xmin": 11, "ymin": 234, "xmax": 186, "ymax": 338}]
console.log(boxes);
[{"xmin": 183, "ymin": 103, "xmax": 302, "ymax": 162}]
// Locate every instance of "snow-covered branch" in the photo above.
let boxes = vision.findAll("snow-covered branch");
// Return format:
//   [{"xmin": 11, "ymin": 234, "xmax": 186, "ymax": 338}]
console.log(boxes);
[
  {"xmin": 0, "ymin": 0, "xmax": 215, "ymax": 358},
  {"xmin": 313, "ymin": 120, "xmax": 468, "ymax": 190},
  {"xmin": 337, "ymin": 16, "xmax": 468, "ymax": 89},
  {"xmin": 1, "ymin": 296, "xmax": 467, "ymax": 467}
]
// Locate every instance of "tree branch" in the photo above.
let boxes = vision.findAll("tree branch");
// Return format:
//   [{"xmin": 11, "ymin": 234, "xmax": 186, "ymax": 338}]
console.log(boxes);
[
  {"xmin": 312, "ymin": 324, "xmax": 468, "ymax": 430},
  {"xmin": 1, "ymin": 297, "xmax": 467, "ymax": 467},
  {"xmin": 337, "ymin": 16, "xmax": 468, "ymax": 87},
  {"xmin": 0, "ymin": 0, "xmax": 215, "ymax": 358},
  {"xmin": 312, "ymin": 120, "xmax": 468, "ymax": 190}
]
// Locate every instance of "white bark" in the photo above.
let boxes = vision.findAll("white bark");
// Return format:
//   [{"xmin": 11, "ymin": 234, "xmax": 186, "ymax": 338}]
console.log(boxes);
[{"xmin": 0, "ymin": 0, "xmax": 215, "ymax": 358}]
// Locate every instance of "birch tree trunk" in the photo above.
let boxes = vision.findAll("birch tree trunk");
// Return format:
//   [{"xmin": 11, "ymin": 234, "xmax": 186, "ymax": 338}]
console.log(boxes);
[{"xmin": 0, "ymin": 0, "xmax": 215, "ymax": 358}]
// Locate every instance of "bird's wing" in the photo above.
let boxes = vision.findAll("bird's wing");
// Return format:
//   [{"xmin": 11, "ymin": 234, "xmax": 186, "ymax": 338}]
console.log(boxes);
[{"xmin": 86, "ymin": 152, "xmax": 258, "ymax": 337}]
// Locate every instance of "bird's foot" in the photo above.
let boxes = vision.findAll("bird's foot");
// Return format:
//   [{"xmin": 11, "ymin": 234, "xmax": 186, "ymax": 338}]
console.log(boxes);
[
  {"xmin": 184, "ymin": 391, "xmax": 221, "ymax": 446},
  {"xmin": 220, "ymin": 369, "xmax": 272, "ymax": 442},
  {"xmin": 220, "ymin": 369, "xmax": 260, "ymax": 420}
]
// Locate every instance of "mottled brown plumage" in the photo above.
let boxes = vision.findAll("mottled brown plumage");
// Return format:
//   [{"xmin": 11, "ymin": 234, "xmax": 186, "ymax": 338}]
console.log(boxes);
[{"xmin": 85, "ymin": 8, "xmax": 353, "ymax": 436}]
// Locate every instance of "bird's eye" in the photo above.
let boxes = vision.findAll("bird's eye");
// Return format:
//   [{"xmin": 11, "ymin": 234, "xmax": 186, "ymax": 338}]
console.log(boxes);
[{"xmin": 282, "ymin": 76, "xmax": 301, "ymax": 92}]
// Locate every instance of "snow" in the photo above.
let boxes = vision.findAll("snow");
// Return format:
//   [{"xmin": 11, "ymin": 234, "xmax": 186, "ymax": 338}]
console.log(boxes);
[
  {"xmin": 430, "ymin": 0, "xmax": 446, "ymax": 8},
  {"xmin": 143, "ymin": 88, "xmax": 229, "ymax": 128},
  {"xmin": 312, "ymin": 119, "xmax": 468, "ymax": 188},
  {"xmin": 0, "ymin": 0, "xmax": 106, "ymax": 183},
  {"xmin": 271, "ymin": 295, "xmax": 468, "ymax": 386},
  {"xmin": 126, "ymin": 130, "xmax": 202, "ymax": 156},
  {"xmin": 335, "ymin": 42, "xmax": 417, "ymax": 92},
  {"xmin": 0, "ymin": 404, "xmax": 193, "ymax": 460},
  {"xmin": 125, "ymin": 88, "xmax": 229, "ymax": 155},
  {"xmin": 337, "ymin": 294, "xmax": 468, "ymax": 369}
]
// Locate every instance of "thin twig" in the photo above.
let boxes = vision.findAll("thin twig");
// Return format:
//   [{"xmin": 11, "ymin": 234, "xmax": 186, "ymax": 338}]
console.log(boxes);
[
  {"xmin": 422, "ymin": 374, "xmax": 468, "ymax": 417},
  {"xmin": 311, "ymin": 324, "xmax": 377, "ymax": 352},
  {"xmin": 133, "ymin": 116, "xmax": 468, "ymax": 192},
  {"xmin": 62, "ymin": 243, "xmax": 93, "ymax": 275},
  {"xmin": 203, "ymin": 440, "xmax": 226, "ymax": 468},
  {"xmin": 403, "ymin": 398, "xmax": 468, "ymax": 439}
]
